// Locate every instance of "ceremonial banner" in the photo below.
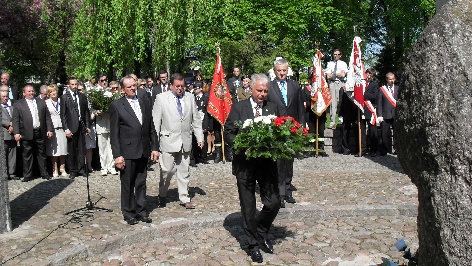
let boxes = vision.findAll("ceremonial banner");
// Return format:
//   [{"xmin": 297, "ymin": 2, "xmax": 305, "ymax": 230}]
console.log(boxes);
[
  {"xmin": 310, "ymin": 50, "xmax": 332, "ymax": 116},
  {"xmin": 207, "ymin": 52, "xmax": 233, "ymax": 125},
  {"xmin": 345, "ymin": 36, "xmax": 366, "ymax": 112}
]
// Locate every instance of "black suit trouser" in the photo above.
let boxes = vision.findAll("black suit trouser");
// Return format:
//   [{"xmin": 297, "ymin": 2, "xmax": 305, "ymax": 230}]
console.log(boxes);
[
  {"xmin": 341, "ymin": 120, "xmax": 355, "ymax": 153},
  {"xmin": 22, "ymin": 128, "xmax": 48, "ymax": 178},
  {"xmin": 379, "ymin": 118, "xmax": 394, "ymax": 154},
  {"xmin": 236, "ymin": 158, "xmax": 280, "ymax": 251},
  {"xmin": 66, "ymin": 126, "xmax": 86, "ymax": 176},
  {"xmin": 277, "ymin": 158, "xmax": 294, "ymax": 198},
  {"xmin": 4, "ymin": 140, "xmax": 17, "ymax": 176},
  {"xmin": 365, "ymin": 120, "xmax": 378, "ymax": 153},
  {"xmin": 120, "ymin": 156, "xmax": 148, "ymax": 219}
]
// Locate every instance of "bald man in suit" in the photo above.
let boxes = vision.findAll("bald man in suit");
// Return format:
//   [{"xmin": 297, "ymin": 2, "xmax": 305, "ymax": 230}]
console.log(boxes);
[{"xmin": 110, "ymin": 76, "xmax": 159, "ymax": 225}]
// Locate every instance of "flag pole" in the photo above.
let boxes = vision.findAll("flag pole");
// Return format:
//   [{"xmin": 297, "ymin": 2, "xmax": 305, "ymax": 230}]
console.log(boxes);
[
  {"xmin": 315, "ymin": 118, "xmax": 319, "ymax": 157},
  {"xmin": 215, "ymin": 42, "xmax": 226, "ymax": 164},
  {"xmin": 221, "ymin": 126, "xmax": 226, "ymax": 163},
  {"xmin": 358, "ymin": 108, "xmax": 362, "ymax": 156}
]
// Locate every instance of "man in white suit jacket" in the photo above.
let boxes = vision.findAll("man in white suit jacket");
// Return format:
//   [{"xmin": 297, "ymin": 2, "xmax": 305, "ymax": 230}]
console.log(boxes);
[{"xmin": 153, "ymin": 73, "xmax": 204, "ymax": 209}]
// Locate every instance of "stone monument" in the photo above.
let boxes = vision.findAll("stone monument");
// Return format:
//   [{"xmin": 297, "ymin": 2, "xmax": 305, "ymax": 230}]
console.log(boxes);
[
  {"xmin": 0, "ymin": 104, "xmax": 12, "ymax": 233},
  {"xmin": 396, "ymin": 0, "xmax": 472, "ymax": 264}
]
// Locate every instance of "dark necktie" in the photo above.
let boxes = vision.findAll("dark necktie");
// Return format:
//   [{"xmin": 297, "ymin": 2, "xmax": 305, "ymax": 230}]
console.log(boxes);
[
  {"xmin": 3, "ymin": 104, "xmax": 10, "ymax": 116},
  {"xmin": 332, "ymin": 61, "xmax": 338, "ymax": 81},
  {"xmin": 255, "ymin": 105, "xmax": 261, "ymax": 117},
  {"xmin": 176, "ymin": 96, "xmax": 183, "ymax": 117}
]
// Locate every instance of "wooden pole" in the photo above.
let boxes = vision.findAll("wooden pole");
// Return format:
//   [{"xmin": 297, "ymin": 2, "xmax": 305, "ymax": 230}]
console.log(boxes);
[
  {"xmin": 315, "ymin": 117, "xmax": 319, "ymax": 157},
  {"xmin": 221, "ymin": 126, "xmax": 226, "ymax": 163},
  {"xmin": 358, "ymin": 109, "xmax": 362, "ymax": 156}
]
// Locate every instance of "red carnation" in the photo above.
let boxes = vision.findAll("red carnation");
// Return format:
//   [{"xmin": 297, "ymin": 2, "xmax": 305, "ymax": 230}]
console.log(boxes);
[
  {"xmin": 274, "ymin": 116, "xmax": 288, "ymax": 126},
  {"xmin": 302, "ymin": 128, "xmax": 308, "ymax": 135},
  {"xmin": 290, "ymin": 127, "xmax": 298, "ymax": 133}
]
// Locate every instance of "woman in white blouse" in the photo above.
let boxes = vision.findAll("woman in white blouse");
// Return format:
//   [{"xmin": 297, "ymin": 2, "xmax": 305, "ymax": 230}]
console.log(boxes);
[{"xmin": 45, "ymin": 85, "xmax": 68, "ymax": 177}]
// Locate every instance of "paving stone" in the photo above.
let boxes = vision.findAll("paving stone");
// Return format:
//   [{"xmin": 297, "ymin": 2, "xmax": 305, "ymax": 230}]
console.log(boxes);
[{"xmin": 1, "ymin": 153, "xmax": 418, "ymax": 265}]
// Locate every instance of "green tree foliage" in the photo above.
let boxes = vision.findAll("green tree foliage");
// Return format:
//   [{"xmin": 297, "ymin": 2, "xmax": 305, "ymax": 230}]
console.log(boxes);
[{"xmin": 0, "ymin": 0, "xmax": 436, "ymax": 83}]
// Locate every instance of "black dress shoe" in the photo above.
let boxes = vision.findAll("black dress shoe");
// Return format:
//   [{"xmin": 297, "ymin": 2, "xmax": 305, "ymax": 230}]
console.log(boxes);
[
  {"xmin": 250, "ymin": 250, "xmax": 263, "ymax": 263},
  {"xmin": 42, "ymin": 176, "xmax": 51, "ymax": 180},
  {"xmin": 280, "ymin": 198, "xmax": 285, "ymax": 208},
  {"xmin": 260, "ymin": 238, "xmax": 274, "ymax": 254},
  {"xmin": 8, "ymin": 176, "xmax": 20, "ymax": 180},
  {"xmin": 285, "ymin": 196, "xmax": 296, "ymax": 204},
  {"xmin": 198, "ymin": 159, "xmax": 210, "ymax": 164},
  {"xmin": 22, "ymin": 177, "xmax": 33, "ymax": 182},
  {"xmin": 137, "ymin": 215, "xmax": 152, "ymax": 223},
  {"xmin": 124, "ymin": 217, "xmax": 138, "ymax": 225},
  {"xmin": 319, "ymin": 152, "xmax": 329, "ymax": 157},
  {"xmin": 370, "ymin": 152, "xmax": 377, "ymax": 157},
  {"xmin": 69, "ymin": 174, "xmax": 76, "ymax": 179},
  {"xmin": 189, "ymin": 161, "xmax": 197, "ymax": 167}
]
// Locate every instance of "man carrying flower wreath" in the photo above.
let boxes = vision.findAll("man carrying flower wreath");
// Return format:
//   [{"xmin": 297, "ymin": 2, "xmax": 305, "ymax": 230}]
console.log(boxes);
[{"xmin": 225, "ymin": 73, "xmax": 280, "ymax": 263}]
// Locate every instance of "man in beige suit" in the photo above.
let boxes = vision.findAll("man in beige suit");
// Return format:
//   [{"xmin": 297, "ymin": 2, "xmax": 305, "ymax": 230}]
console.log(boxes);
[{"xmin": 153, "ymin": 73, "xmax": 204, "ymax": 209}]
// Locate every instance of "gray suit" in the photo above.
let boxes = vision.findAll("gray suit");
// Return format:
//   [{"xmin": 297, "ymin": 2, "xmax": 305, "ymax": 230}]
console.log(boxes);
[
  {"xmin": 1, "ymin": 102, "xmax": 16, "ymax": 178},
  {"xmin": 153, "ymin": 91, "xmax": 204, "ymax": 203}
]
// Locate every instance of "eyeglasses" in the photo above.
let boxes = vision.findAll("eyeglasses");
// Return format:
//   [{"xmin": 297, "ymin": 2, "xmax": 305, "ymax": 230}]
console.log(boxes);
[
  {"xmin": 333, "ymin": 53, "xmax": 341, "ymax": 56},
  {"xmin": 159, "ymin": 76, "xmax": 167, "ymax": 79},
  {"xmin": 140, "ymin": 84, "xmax": 146, "ymax": 86},
  {"xmin": 174, "ymin": 85, "xmax": 185, "ymax": 88},
  {"xmin": 111, "ymin": 86, "xmax": 119, "ymax": 89},
  {"xmin": 99, "ymin": 79, "xmax": 108, "ymax": 82}
]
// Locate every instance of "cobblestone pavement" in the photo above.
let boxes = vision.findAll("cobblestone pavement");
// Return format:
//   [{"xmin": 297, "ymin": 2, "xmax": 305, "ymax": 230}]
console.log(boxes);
[{"xmin": 0, "ymin": 153, "xmax": 418, "ymax": 265}]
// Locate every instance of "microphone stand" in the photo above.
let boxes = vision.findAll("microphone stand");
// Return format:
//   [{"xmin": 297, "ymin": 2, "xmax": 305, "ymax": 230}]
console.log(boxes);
[{"xmin": 64, "ymin": 90, "xmax": 112, "ymax": 215}]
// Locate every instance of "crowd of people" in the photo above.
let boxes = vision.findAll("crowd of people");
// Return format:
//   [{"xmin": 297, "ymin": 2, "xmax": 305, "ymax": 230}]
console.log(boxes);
[{"xmin": 1, "ymin": 52, "xmax": 398, "ymax": 263}]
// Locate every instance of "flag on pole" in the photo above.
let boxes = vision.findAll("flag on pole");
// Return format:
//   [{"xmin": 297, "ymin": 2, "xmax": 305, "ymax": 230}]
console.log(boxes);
[
  {"xmin": 310, "ymin": 50, "xmax": 332, "ymax": 116},
  {"xmin": 345, "ymin": 36, "xmax": 366, "ymax": 111},
  {"xmin": 207, "ymin": 52, "xmax": 233, "ymax": 125}
]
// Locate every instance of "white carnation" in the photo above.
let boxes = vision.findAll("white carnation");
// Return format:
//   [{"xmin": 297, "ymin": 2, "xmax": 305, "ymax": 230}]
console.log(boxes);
[
  {"xmin": 262, "ymin": 116, "xmax": 272, "ymax": 124},
  {"xmin": 242, "ymin": 119, "xmax": 253, "ymax": 128},
  {"xmin": 103, "ymin": 91, "xmax": 113, "ymax": 98},
  {"xmin": 253, "ymin": 116, "xmax": 263, "ymax": 123}
]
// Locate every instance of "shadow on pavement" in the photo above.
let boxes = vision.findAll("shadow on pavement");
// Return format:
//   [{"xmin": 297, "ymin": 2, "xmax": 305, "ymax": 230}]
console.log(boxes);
[
  {"xmin": 147, "ymin": 186, "xmax": 206, "ymax": 212},
  {"xmin": 223, "ymin": 212, "xmax": 295, "ymax": 255},
  {"xmin": 9, "ymin": 178, "xmax": 74, "ymax": 229}
]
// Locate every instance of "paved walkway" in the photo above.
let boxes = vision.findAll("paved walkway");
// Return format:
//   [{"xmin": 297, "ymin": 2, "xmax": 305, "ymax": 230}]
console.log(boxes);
[{"xmin": 0, "ymin": 153, "xmax": 418, "ymax": 265}]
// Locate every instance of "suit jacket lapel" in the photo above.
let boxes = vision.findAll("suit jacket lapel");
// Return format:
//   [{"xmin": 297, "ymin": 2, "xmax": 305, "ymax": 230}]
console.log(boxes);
[
  {"xmin": 272, "ymin": 80, "xmax": 285, "ymax": 106},
  {"xmin": 167, "ymin": 92, "xmax": 181, "ymax": 119},
  {"xmin": 245, "ymin": 100, "xmax": 254, "ymax": 120},
  {"xmin": 121, "ymin": 98, "xmax": 140, "ymax": 125},
  {"xmin": 138, "ymin": 98, "xmax": 145, "ymax": 127}
]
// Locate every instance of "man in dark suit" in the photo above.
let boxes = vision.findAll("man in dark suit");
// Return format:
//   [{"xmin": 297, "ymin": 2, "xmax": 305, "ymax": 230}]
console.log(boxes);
[
  {"xmin": 377, "ymin": 72, "xmax": 399, "ymax": 156},
  {"xmin": 191, "ymin": 81, "xmax": 210, "ymax": 165},
  {"xmin": 1, "ymin": 72, "xmax": 18, "ymax": 100},
  {"xmin": 225, "ymin": 73, "xmax": 280, "ymax": 263},
  {"xmin": 267, "ymin": 57, "xmax": 305, "ymax": 208},
  {"xmin": 60, "ymin": 76, "xmax": 91, "ymax": 179},
  {"xmin": 110, "ymin": 76, "xmax": 159, "ymax": 225},
  {"xmin": 151, "ymin": 70, "xmax": 170, "ymax": 105},
  {"xmin": 227, "ymin": 67, "xmax": 242, "ymax": 101},
  {"xmin": 361, "ymin": 68, "xmax": 380, "ymax": 157},
  {"xmin": 12, "ymin": 85, "xmax": 54, "ymax": 181},
  {"xmin": 1, "ymin": 87, "xmax": 17, "ymax": 180}
]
